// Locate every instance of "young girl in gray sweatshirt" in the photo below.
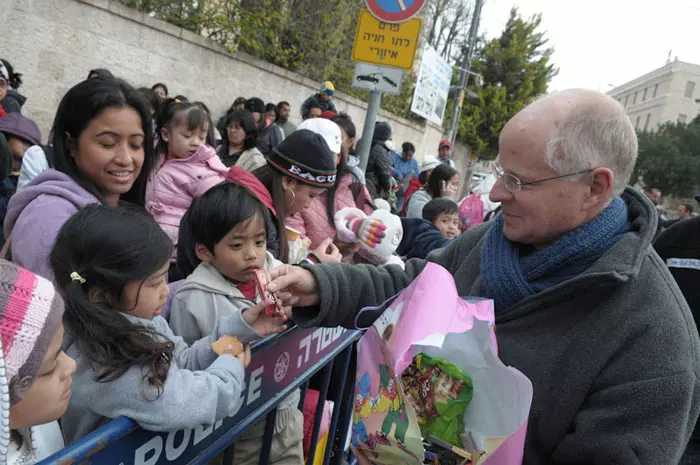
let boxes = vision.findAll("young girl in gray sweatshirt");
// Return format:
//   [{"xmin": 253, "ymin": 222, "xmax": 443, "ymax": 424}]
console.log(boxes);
[{"xmin": 50, "ymin": 205, "xmax": 287, "ymax": 445}]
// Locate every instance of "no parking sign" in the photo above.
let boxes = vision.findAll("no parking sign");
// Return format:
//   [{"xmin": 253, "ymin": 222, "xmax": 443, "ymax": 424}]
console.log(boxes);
[{"xmin": 366, "ymin": 0, "xmax": 425, "ymax": 23}]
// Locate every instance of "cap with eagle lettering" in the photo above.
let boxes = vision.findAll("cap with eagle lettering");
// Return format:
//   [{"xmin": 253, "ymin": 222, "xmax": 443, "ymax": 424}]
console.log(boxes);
[{"xmin": 266, "ymin": 129, "xmax": 337, "ymax": 188}]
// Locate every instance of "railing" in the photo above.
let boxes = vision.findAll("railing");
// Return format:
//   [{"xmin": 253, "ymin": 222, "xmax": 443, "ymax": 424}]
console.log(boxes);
[{"xmin": 40, "ymin": 326, "xmax": 362, "ymax": 465}]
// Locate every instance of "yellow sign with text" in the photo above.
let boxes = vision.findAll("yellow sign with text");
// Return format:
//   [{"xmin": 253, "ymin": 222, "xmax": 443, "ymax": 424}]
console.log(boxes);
[{"xmin": 352, "ymin": 9, "xmax": 422, "ymax": 70}]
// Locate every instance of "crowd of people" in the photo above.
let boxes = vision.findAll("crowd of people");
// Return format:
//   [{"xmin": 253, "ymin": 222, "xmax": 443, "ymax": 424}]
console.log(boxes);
[
  {"xmin": 0, "ymin": 54, "xmax": 698, "ymax": 465},
  {"xmin": 0, "ymin": 59, "xmax": 472, "ymax": 465}
]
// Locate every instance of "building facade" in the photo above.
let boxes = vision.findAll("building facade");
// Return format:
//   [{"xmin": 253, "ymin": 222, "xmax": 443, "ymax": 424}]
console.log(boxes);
[{"xmin": 607, "ymin": 59, "xmax": 700, "ymax": 132}]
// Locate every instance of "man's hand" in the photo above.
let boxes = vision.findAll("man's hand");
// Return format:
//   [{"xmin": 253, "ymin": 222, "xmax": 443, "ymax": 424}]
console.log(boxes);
[
  {"xmin": 312, "ymin": 238, "xmax": 342, "ymax": 263},
  {"xmin": 242, "ymin": 301, "xmax": 288, "ymax": 336},
  {"xmin": 268, "ymin": 265, "xmax": 320, "ymax": 308}
]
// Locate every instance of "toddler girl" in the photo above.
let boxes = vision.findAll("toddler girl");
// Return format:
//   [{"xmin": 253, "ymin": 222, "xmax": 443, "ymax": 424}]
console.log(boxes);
[
  {"xmin": 146, "ymin": 99, "xmax": 228, "ymax": 268},
  {"xmin": 50, "ymin": 204, "xmax": 285, "ymax": 444}
]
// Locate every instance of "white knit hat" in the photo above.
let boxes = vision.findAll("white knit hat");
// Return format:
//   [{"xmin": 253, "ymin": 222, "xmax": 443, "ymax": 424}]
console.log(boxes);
[
  {"xmin": 298, "ymin": 118, "xmax": 342, "ymax": 154},
  {"xmin": 420, "ymin": 156, "xmax": 440, "ymax": 173}
]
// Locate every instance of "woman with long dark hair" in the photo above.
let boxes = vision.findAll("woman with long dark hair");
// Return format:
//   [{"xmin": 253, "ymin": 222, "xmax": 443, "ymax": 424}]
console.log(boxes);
[
  {"xmin": 253, "ymin": 129, "xmax": 341, "ymax": 263},
  {"xmin": 405, "ymin": 163, "xmax": 459, "ymax": 218},
  {"xmin": 4, "ymin": 78, "xmax": 155, "ymax": 280},
  {"xmin": 286, "ymin": 116, "xmax": 374, "ymax": 258}
]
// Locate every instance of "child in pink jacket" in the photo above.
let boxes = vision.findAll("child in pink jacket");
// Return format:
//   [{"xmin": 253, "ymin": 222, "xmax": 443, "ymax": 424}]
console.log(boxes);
[{"xmin": 146, "ymin": 100, "xmax": 227, "ymax": 264}]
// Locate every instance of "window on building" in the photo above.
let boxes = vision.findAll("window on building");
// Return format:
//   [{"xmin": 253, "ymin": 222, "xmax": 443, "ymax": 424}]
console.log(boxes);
[
  {"xmin": 653, "ymin": 83, "xmax": 659, "ymax": 98},
  {"xmin": 624, "ymin": 95, "xmax": 629, "ymax": 106},
  {"xmin": 635, "ymin": 116, "xmax": 641, "ymax": 129},
  {"xmin": 642, "ymin": 88, "xmax": 648, "ymax": 101},
  {"xmin": 685, "ymin": 81, "xmax": 695, "ymax": 99},
  {"xmin": 644, "ymin": 113, "xmax": 651, "ymax": 131},
  {"xmin": 679, "ymin": 114, "xmax": 688, "ymax": 124},
  {"xmin": 633, "ymin": 92, "xmax": 638, "ymax": 105}
]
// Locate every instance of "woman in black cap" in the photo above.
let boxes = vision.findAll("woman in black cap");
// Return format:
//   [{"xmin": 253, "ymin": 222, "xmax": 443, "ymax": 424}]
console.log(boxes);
[{"xmin": 254, "ymin": 129, "xmax": 340, "ymax": 264}]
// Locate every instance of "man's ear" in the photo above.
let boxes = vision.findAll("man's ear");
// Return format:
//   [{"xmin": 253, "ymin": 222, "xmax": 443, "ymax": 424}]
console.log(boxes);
[
  {"xmin": 195, "ymin": 243, "xmax": 214, "ymax": 263},
  {"xmin": 583, "ymin": 167, "xmax": 614, "ymax": 210}
]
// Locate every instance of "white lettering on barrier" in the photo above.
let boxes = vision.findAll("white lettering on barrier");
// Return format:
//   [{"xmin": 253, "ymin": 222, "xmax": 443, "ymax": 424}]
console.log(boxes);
[
  {"xmin": 131, "ymin": 328, "xmax": 349, "ymax": 464},
  {"xmin": 193, "ymin": 423, "xmax": 214, "ymax": 446},
  {"xmin": 247, "ymin": 366, "xmax": 264, "ymax": 404},
  {"xmin": 135, "ymin": 436, "xmax": 163, "ymax": 465},
  {"xmin": 165, "ymin": 429, "xmax": 191, "ymax": 461}
]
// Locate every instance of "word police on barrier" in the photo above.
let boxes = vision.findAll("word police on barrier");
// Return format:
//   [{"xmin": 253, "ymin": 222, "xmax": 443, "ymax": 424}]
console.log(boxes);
[
  {"xmin": 365, "ymin": 0, "xmax": 426, "ymax": 23},
  {"xmin": 352, "ymin": 9, "xmax": 421, "ymax": 70},
  {"xmin": 41, "ymin": 326, "xmax": 358, "ymax": 465}
]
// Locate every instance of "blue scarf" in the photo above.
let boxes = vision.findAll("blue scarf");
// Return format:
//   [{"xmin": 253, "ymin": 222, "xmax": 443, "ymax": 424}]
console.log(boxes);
[{"xmin": 480, "ymin": 197, "xmax": 629, "ymax": 312}]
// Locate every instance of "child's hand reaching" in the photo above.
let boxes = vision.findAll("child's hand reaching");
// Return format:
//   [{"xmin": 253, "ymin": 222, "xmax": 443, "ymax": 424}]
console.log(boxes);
[{"xmin": 242, "ymin": 301, "xmax": 288, "ymax": 337}]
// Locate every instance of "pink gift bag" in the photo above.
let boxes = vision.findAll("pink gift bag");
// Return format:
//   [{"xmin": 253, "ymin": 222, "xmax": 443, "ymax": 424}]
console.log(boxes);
[{"xmin": 351, "ymin": 263, "xmax": 533, "ymax": 465}]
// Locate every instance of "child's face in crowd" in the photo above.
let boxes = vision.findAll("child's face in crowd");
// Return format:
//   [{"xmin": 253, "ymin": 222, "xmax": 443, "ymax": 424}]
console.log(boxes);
[
  {"xmin": 227, "ymin": 121, "xmax": 246, "ymax": 148},
  {"xmin": 434, "ymin": 212, "xmax": 460, "ymax": 239},
  {"xmin": 163, "ymin": 119, "xmax": 208, "ymax": 159},
  {"xmin": 9, "ymin": 323, "xmax": 76, "ymax": 429},
  {"xmin": 283, "ymin": 179, "xmax": 323, "ymax": 215},
  {"xmin": 122, "ymin": 262, "xmax": 170, "ymax": 320},
  {"xmin": 8, "ymin": 136, "xmax": 30, "ymax": 171},
  {"xmin": 199, "ymin": 215, "xmax": 267, "ymax": 283},
  {"xmin": 73, "ymin": 106, "xmax": 145, "ymax": 207},
  {"xmin": 265, "ymin": 111, "xmax": 277, "ymax": 123}
]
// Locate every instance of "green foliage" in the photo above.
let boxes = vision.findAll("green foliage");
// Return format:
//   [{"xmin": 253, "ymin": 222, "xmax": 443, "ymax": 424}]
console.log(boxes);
[
  {"xmin": 633, "ymin": 120, "xmax": 700, "ymax": 197},
  {"xmin": 456, "ymin": 8, "xmax": 558, "ymax": 157}
]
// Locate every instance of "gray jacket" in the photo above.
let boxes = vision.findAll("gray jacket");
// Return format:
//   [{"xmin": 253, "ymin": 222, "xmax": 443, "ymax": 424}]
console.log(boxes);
[
  {"xmin": 170, "ymin": 254, "xmax": 280, "ymax": 345},
  {"xmin": 62, "ymin": 312, "xmax": 258, "ymax": 444},
  {"xmin": 405, "ymin": 188, "xmax": 432, "ymax": 219},
  {"xmin": 170, "ymin": 254, "xmax": 298, "ymax": 437},
  {"xmin": 296, "ymin": 188, "xmax": 700, "ymax": 465}
]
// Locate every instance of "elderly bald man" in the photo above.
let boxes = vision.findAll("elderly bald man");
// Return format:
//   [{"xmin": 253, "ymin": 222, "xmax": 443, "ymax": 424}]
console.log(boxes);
[{"xmin": 269, "ymin": 89, "xmax": 700, "ymax": 464}]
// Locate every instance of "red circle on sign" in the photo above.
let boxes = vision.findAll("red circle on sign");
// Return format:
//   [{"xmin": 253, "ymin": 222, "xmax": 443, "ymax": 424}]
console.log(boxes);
[{"xmin": 366, "ymin": 0, "xmax": 425, "ymax": 23}]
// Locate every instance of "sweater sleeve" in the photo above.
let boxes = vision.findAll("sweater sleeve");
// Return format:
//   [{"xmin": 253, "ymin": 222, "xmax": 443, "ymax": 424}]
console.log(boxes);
[
  {"xmin": 163, "ymin": 312, "xmax": 260, "ymax": 371},
  {"xmin": 292, "ymin": 230, "xmax": 477, "ymax": 328},
  {"xmin": 406, "ymin": 193, "xmax": 428, "ymax": 219},
  {"xmin": 87, "ymin": 353, "xmax": 246, "ymax": 432},
  {"xmin": 168, "ymin": 293, "xmax": 206, "ymax": 346}
]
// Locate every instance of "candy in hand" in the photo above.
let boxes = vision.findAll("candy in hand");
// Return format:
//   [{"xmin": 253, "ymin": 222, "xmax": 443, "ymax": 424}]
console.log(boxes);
[
  {"xmin": 211, "ymin": 336, "xmax": 244, "ymax": 356},
  {"xmin": 347, "ymin": 217, "xmax": 387, "ymax": 248}
]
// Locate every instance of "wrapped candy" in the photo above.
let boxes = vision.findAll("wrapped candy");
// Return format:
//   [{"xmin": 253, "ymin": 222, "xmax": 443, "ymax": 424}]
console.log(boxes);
[{"xmin": 402, "ymin": 354, "xmax": 473, "ymax": 447}]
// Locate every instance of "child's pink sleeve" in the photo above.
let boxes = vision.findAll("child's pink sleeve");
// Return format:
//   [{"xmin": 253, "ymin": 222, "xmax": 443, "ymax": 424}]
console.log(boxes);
[{"xmin": 190, "ymin": 172, "xmax": 226, "ymax": 198}]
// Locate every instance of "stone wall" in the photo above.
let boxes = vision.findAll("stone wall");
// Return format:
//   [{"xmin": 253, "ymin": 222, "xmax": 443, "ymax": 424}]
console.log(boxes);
[{"xmin": 2, "ymin": 0, "xmax": 457, "ymax": 164}]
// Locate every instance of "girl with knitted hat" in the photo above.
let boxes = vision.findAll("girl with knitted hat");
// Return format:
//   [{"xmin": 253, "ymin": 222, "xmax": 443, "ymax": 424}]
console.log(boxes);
[
  {"xmin": 253, "ymin": 129, "xmax": 342, "ymax": 264},
  {"xmin": 51, "ymin": 205, "xmax": 285, "ymax": 444},
  {"xmin": 0, "ymin": 260, "xmax": 76, "ymax": 464}
]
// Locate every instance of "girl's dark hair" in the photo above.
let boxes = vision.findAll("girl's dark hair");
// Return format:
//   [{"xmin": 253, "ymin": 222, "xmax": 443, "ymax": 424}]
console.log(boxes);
[
  {"xmin": 402, "ymin": 142, "xmax": 415, "ymax": 153},
  {"xmin": 427, "ymin": 164, "xmax": 459, "ymax": 198},
  {"xmin": 253, "ymin": 164, "xmax": 290, "ymax": 263},
  {"xmin": 151, "ymin": 82, "xmax": 169, "ymax": 96},
  {"xmin": 332, "ymin": 113, "xmax": 356, "ymax": 139},
  {"xmin": 0, "ymin": 59, "xmax": 22, "ymax": 89},
  {"xmin": 418, "ymin": 170, "xmax": 429, "ymax": 185},
  {"xmin": 155, "ymin": 99, "xmax": 208, "ymax": 155},
  {"xmin": 51, "ymin": 205, "xmax": 174, "ymax": 394},
  {"xmin": 194, "ymin": 101, "xmax": 217, "ymax": 148},
  {"xmin": 52, "ymin": 78, "xmax": 154, "ymax": 207},
  {"xmin": 138, "ymin": 87, "xmax": 161, "ymax": 115},
  {"xmin": 87, "ymin": 68, "xmax": 115, "ymax": 80},
  {"xmin": 177, "ymin": 182, "xmax": 269, "ymax": 276},
  {"xmin": 219, "ymin": 110, "xmax": 257, "ymax": 156},
  {"xmin": 325, "ymin": 135, "xmax": 353, "ymax": 229}
]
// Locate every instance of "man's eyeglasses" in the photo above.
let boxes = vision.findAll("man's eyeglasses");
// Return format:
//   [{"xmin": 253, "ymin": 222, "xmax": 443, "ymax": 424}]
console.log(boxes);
[{"xmin": 494, "ymin": 164, "xmax": 594, "ymax": 192}]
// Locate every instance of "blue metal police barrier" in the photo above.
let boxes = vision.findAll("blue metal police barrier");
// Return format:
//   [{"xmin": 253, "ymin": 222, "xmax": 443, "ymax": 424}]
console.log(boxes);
[{"xmin": 39, "ymin": 326, "xmax": 362, "ymax": 465}]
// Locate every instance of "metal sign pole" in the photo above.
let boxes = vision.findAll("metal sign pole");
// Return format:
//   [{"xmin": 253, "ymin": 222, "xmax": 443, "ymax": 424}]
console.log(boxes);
[{"xmin": 357, "ymin": 90, "xmax": 383, "ymax": 172}]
